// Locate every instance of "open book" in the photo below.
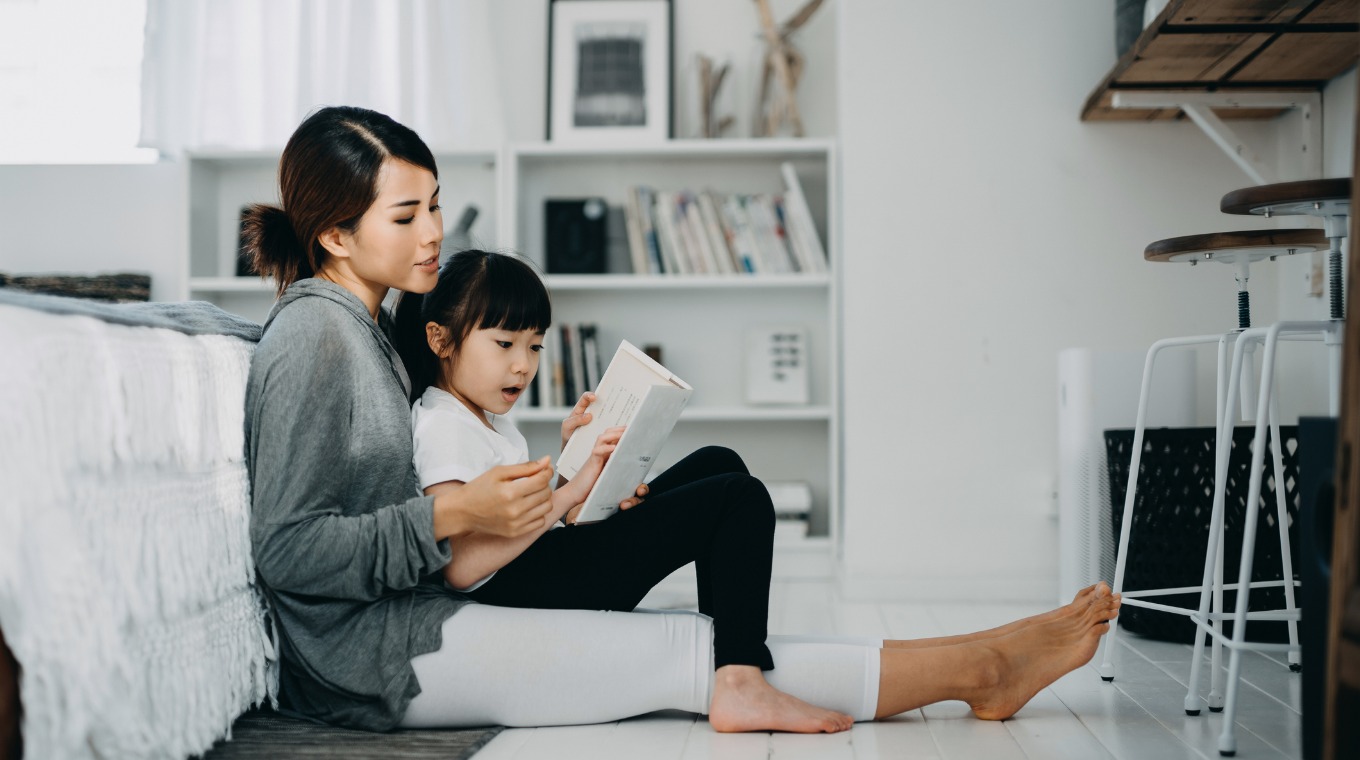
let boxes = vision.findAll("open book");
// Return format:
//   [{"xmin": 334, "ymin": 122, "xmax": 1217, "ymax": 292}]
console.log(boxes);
[{"xmin": 556, "ymin": 340, "xmax": 692, "ymax": 523}]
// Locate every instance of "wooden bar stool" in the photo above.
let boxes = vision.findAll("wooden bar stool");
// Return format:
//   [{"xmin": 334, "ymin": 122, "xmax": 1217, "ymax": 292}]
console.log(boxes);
[
  {"xmin": 1221, "ymin": 179, "xmax": 1350, "ymax": 409},
  {"xmin": 1189, "ymin": 180, "xmax": 1351, "ymax": 756},
  {"xmin": 1098, "ymin": 230, "xmax": 1328, "ymax": 729}
]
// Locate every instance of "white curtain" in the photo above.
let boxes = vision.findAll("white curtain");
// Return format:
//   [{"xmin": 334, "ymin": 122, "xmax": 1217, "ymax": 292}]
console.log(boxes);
[{"xmin": 139, "ymin": 0, "xmax": 506, "ymax": 153}]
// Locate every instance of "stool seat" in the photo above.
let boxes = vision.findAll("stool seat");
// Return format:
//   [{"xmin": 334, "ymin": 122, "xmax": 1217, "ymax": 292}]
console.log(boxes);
[
  {"xmin": 1145, "ymin": 229, "xmax": 1329, "ymax": 263},
  {"xmin": 1221, "ymin": 178, "xmax": 1351, "ymax": 217}
]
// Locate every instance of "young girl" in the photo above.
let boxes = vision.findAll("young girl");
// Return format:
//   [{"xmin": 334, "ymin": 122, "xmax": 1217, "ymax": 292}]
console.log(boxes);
[{"xmin": 397, "ymin": 249, "xmax": 627, "ymax": 594}]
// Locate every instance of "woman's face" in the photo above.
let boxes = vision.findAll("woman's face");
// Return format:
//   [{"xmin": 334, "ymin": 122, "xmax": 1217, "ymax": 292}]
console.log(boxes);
[{"xmin": 319, "ymin": 159, "xmax": 443, "ymax": 315}]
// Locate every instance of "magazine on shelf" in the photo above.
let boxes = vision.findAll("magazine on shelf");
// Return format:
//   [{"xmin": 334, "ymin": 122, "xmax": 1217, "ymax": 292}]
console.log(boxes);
[{"xmin": 557, "ymin": 340, "xmax": 693, "ymax": 523}]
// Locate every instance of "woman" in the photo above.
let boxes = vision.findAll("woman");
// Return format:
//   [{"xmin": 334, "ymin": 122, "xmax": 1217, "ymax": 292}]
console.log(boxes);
[{"xmin": 244, "ymin": 105, "xmax": 1119, "ymax": 734}]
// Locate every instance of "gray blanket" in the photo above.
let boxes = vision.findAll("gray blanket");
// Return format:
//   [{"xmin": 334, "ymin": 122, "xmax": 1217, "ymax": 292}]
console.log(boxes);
[{"xmin": 0, "ymin": 288, "xmax": 262, "ymax": 343}]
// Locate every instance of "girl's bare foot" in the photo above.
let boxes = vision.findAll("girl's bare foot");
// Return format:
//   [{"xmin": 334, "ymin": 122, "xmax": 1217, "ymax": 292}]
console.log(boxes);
[
  {"xmin": 708, "ymin": 665, "xmax": 854, "ymax": 733},
  {"xmin": 967, "ymin": 592, "xmax": 1121, "ymax": 721}
]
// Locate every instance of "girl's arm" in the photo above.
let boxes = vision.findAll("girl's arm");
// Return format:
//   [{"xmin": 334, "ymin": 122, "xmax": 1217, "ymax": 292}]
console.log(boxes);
[{"xmin": 433, "ymin": 427, "xmax": 624, "ymax": 590}]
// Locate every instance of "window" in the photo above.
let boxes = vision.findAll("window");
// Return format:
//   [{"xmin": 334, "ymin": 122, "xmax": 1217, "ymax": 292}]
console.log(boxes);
[{"xmin": 0, "ymin": 0, "xmax": 155, "ymax": 164}]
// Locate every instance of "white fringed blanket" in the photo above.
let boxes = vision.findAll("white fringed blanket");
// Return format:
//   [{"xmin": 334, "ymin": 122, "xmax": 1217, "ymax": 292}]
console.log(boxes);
[{"xmin": 0, "ymin": 296, "xmax": 275, "ymax": 759}]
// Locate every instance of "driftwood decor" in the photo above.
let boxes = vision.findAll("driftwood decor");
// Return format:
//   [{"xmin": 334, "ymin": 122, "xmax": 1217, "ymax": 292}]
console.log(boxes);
[
  {"xmin": 752, "ymin": 0, "xmax": 823, "ymax": 138},
  {"xmin": 695, "ymin": 53, "xmax": 733, "ymax": 138}
]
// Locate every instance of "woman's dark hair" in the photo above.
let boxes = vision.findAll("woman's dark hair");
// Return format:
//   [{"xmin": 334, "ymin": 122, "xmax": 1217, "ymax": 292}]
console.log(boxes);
[
  {"xmin": 239, "ymin": 105, "xmax": 439, "ymax": 296},
  {"xmin": 393, "ymin": 250, "xmax": 553, "ymax": 403}
]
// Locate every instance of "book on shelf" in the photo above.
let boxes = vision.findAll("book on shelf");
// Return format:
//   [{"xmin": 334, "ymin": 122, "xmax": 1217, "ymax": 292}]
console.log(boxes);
[
  {"xmin": 557, "ymin": 340, "xmax": 693, "ymax": 523},
  {"xmin": 767, "ymin": 480, "xmax": 812, "ymax": 543},
  {"xmin": 613, "ymin": 178, "xmax": 827, "ymax": 277},
  {"xmin": 779, "ymin": 162, "xmax": 828, "ymax": 274},
  {"xmin": 532, "ymin": 321, "xmax": 606, "ymax": 411}
]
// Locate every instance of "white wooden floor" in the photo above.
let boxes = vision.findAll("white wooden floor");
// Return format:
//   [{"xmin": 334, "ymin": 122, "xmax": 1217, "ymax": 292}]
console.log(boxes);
[{"xmin": 473, "ymin": 579, "xmax": 1304, "ymax": 760}]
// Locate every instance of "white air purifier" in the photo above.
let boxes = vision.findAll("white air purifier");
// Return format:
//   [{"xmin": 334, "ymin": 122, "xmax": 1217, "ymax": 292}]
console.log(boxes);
[{"xmin": 1057, "ymin": 347, "xmax": 1196, "ymax": 605}]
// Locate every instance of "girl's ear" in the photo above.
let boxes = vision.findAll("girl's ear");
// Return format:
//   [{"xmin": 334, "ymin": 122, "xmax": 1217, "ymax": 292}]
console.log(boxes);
[
  {"xmin": 317, "ymin": 226, "xmax": 352, "ymax": 259},
  {"xmin": 425, "ymin": 322, "xmax": 451, "ymax": 357}
]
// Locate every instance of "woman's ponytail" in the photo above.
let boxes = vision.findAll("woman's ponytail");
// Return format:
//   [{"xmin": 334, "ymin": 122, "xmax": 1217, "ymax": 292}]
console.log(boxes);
[
  {"xmin": 240, "ymin": 203, "xmax": 312, "ymax": 297},
  {"xmin": 393, "ymin": 289, "xmax": 437, "ymax": 404}
]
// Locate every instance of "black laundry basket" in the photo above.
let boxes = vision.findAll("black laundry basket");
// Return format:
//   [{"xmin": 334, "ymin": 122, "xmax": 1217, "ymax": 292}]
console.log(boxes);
[{"xmin": 1104, "ymin": 425, "xmax": 1301, "ymax": 645}]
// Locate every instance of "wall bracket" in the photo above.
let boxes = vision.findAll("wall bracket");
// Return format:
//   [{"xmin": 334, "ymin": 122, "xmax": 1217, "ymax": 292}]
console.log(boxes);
[{"xmin": 1110, "ymin": 91, "xmax": 1323, "ymax": 185}]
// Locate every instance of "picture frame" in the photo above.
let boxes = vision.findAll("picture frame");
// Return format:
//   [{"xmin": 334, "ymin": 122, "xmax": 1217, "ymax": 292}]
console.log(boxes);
[{"xmin": 546, "ymin": 0, "xmax": 673, "ymax": 144}]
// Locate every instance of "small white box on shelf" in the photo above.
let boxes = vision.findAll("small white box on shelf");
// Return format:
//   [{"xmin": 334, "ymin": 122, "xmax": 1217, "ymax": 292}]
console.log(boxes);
[
  {"xmin": 765, "ymin": 480, "xmax": 812, "ymax": 514},
  {"xmin": 744, "ymin": 326, "xmax": 810, "ymax": 405}
]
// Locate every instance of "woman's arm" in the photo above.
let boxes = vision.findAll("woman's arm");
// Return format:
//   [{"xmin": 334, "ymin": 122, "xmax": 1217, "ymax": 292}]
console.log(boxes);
[
  {"xmin": 248, "ymin": 314, "xmax": 553, "ymax": 602},
  {"xmin": 429, "ymin": 477, "xmax": 574, "ymax": 590},
  {"xmin": 434, "ymin": 428, "xmax": 623, "ymax": 589}
]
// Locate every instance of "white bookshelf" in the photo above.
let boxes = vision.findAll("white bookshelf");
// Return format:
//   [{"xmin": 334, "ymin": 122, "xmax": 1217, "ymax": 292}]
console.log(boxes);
[
  {"xmin": 503, "ymin": 140, "xmax": 840, "ymax": 555},
  {"xmin": 179, "ymin": 139, "xmax": 841, "ymax": 568}
]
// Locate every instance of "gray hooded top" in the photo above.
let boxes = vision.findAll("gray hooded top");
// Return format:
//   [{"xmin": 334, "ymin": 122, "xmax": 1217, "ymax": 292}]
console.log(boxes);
[{"xmin": 245, "ymin": 278, "xmax": 468, "ymax": 730}]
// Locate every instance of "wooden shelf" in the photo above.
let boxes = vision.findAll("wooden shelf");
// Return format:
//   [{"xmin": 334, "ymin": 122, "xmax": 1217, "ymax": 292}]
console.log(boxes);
[{"xmin": 1082, "ymin": 0, "xmax": 1359, "ymax": 122}]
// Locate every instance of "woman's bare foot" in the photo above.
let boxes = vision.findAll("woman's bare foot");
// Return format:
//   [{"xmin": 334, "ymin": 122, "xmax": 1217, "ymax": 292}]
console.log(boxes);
[
  {"xmin": 885, "ymin": 582, "xmax": 1115, "ymax": 651},
  {"xmin": 708, "ymin": 665, "xmax": 854, "ymax": 733},
  {"xmin": 967, "ymin": 592, "xmax": 1121, "ymax": 721}
]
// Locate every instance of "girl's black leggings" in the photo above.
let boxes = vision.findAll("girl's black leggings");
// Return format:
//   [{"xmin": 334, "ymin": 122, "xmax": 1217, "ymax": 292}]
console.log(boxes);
[{"xmin": 466, "ymin": 446, "xmax": 776, "ymax": 670}]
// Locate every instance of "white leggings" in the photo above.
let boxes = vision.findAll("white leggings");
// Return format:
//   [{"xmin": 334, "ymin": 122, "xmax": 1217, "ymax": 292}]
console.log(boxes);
[{"xmin": 400, "ymin": 605, "xmax": 883, "ymax": 728}]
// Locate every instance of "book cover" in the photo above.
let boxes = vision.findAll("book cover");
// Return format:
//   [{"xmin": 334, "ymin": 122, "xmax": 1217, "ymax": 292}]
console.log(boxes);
[
  {"xmin": 559, "ymin": 324, "xmax": 576, "ymax": 404},
  {"xmin": 682, "ymin": 193, "xmax": 720, "ymax": 274},
  {"xmin": 720, "ymin": 196, "xmax": 759, "ymax": 273},
  {"xmin": 779, "ymin": 162, "xmax": 828, "ymax": 274},
  {"xmin": 697, "ymin": 191, "xmax": 737, "ymax": 274},
  {"xmin": 571, "ymin": 383, "xmax": 691, "ymax": 523},
  {"xmin": 557, "ymin": 339, "xmax": 693, "ymax": 482},
  {"xmin": 623, "ymin": 190, "xmax": 650, "ymax": 275},
  {"xmin": 636, "ymin": 186, "xmax": 665, "ymax": 274}
]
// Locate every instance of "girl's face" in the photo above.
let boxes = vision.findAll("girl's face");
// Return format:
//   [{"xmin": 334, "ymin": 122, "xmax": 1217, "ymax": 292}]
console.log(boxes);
[
  {"xmin": 437, "ymin": 326, "xmax": 545, "ymax": 422},
  {"xmin": 318, "ymin": 159, "xmax": 443, "ymax": 317}
]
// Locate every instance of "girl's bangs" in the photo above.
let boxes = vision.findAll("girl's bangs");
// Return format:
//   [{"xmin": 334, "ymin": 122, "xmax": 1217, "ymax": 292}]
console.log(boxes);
[{"xmin": 477, "ymin": 258, "xmax": 552, "ymax": 334}]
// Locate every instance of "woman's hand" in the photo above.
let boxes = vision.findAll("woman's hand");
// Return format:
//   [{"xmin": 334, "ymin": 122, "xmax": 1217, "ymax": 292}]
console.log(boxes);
[
  {"xmin": 561, "ymin": 392, "xmax": 595, "ymax": 452},
  {"xmin": 433, "ymin": 457, "xmax": 554, "ymax": 539}
]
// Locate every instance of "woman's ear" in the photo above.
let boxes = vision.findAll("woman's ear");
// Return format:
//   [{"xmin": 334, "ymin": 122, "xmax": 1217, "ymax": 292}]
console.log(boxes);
[
  {"xmin": 317, "ymin": 226, "xmax": 352, "ymax": 260},
  {"xmin": 425, "ymin": 322, "xmax": 450, "ymax": 357}
]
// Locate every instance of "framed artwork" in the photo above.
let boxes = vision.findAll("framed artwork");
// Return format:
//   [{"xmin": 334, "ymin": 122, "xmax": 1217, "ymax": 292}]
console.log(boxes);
[{"xmin": 546, "ymin": 0, "xmax": 673, "ymax": 143}]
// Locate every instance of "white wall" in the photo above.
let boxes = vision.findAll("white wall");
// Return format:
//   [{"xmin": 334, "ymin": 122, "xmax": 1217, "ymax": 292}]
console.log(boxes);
[
  {"xmin": 0, "ymin": 163, "xmax": 184, "ymax": 302},
  {"xmin": 837, "ymin": 0, "xmax": 1350, "ymax": 599}
]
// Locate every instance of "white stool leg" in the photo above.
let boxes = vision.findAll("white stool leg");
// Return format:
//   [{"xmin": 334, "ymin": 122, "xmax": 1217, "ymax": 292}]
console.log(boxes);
[
  {"xmin": 1267, "ymin": 390, "xmax": 1301, "ymax": 671},
  {"xmin": 1099, "ymin": 340, "xmax": 1166, "ymax": 682},
  {"xmin": 1185, "ymin": 330, "xmax": 1254, "ymax": 714},
  {"xmin": 1209, "ymin": 334, "xmax": 1230, "ymax": 712},
  {"xmin": 1219, "ymin": 322, "xmax": 1283, "ymax": 758}
]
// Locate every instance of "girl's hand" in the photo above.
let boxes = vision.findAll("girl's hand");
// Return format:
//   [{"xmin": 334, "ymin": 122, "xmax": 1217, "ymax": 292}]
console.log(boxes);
[
  {"xmin": 560, "ymin": 426, "xmax": 624, "ymax": 506},
  {"xmin": 619, "ymin": 482, "xmax": 649, "ymax": 511},
  {"xmin": 561, "ymin": 392, "xmax": 596, "ymax": 452}
]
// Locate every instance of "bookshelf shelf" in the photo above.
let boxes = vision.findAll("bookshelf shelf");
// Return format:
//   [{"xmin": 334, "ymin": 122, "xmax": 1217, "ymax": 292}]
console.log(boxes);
[
  {"xmin": 513, "ymin": 405, "xmax": 832, "ymax": 424},
  {"xmin": 513, "ymin": 138, "xmax": 834, "ymax": 162},
  {"xmin": 542, "ymin": 273, "xmax": 829, "ymax": 291}
]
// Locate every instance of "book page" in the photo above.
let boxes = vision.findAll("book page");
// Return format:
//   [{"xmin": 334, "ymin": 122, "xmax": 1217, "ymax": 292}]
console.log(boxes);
[
  {"xmin": 556, "ymin": 340, "xmax": 690, "ymax": 480},
  {"xmin": 572, "ymin": 385, "xmax": 692, "ymax": 523}
]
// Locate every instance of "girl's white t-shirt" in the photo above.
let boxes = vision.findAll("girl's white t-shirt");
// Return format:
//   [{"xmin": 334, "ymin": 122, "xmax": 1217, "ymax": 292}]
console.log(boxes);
[
  {"xmin": 410, "ymin": 386, "xmax": 532, "ymax": 592},
  {"xmin": 411, "ymin": 386, "xmax": 530, "ymax": 490}
]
